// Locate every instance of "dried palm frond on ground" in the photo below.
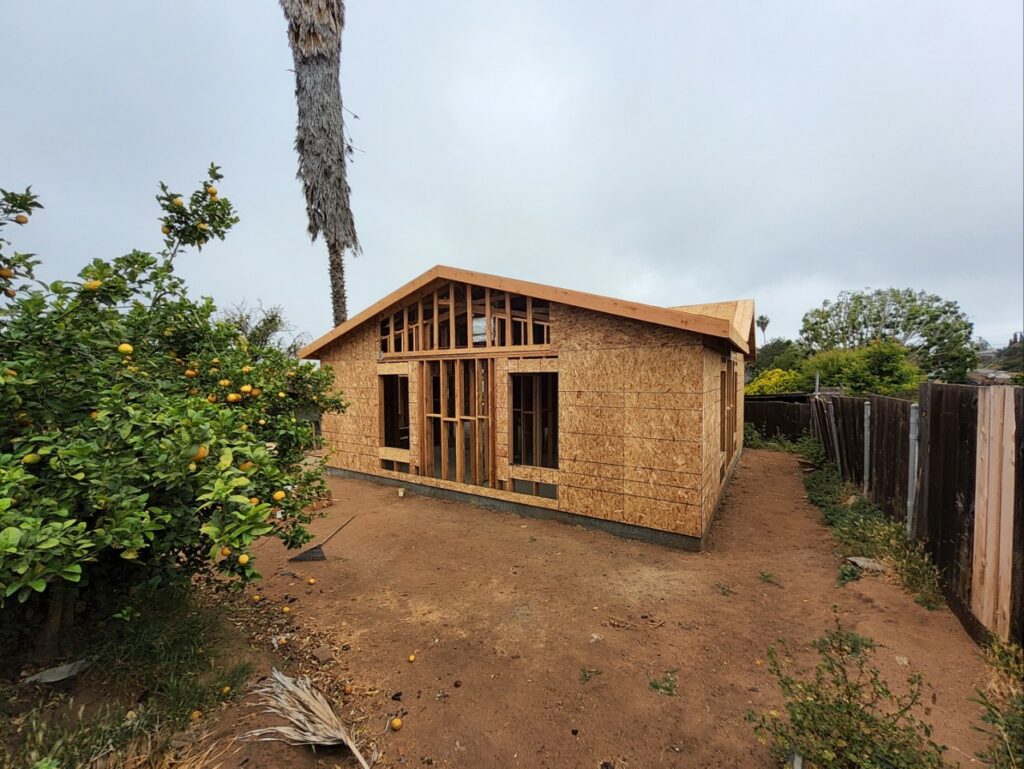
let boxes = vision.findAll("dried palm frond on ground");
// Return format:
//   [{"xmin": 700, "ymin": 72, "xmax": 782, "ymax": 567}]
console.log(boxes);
[{"xmin": 244, "ymin": 669, "xmax": 375, "ymax": 768}]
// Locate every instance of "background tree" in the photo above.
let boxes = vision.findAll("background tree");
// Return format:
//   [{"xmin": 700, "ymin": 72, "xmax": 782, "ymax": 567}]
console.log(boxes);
[
  {"xmin": 221, "ymin": 301, "xmax": 309, "ymax": 357},
  {"xmin": 756, "ymin": 315, "xmax": 769, "ymax": 346},
  {"xmin": 279, "ymin": 0, "xmax": 360, "ymax": 326},
  {"xmin": 799, "ymin": 288, "xmax": 977, "ymax": 382},
  {"xmin": 752, "ymin": 337, "xmax": 808, "ymax": 376},
  {"xmin": 746, "ymin": 340, "xmax": 924, "ymax": 397}
]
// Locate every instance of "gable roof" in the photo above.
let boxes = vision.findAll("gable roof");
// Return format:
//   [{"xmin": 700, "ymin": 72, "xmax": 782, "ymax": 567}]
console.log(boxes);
[{"xmin": 298, "ymin": 265, "xmax": 755, "ymax": 359}]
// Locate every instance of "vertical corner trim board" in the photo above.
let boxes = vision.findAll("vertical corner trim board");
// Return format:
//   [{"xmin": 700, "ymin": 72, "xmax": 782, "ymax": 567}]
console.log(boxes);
[{"xmin": 971, "ymin": 385, "xmax": 1018, "ymax": 641}]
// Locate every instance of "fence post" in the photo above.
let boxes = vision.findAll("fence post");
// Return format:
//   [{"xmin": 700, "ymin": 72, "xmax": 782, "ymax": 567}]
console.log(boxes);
[
  {"xmin": 826, "ymin": 398, "xmax": 843, "ymax": 476},
  {"xmin": 906, "ymin": 402, "xmax": 920, "ymax": 538},
  {"xmin": 863, "ymin": 400, "xmax": 871, "ymax": 496}
]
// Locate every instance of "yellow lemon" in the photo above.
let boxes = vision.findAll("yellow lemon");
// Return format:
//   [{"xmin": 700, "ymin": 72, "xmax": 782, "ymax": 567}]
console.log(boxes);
[
  {"xmin": 83, "ymin": 279, "xmax": 102, "ymax": 291},
  {"xmin": 117, "ymin": 343, "xmax": 134, "ymax": 355},
  {"xmin": 241, "ymin": 365, "xmax": 252, "ymax": 373},
  {"xmin": 173, "ymin": 197, "xmax": 184, "ymax": 207},
  {"xmin": 272, "ymin": 490, "xmax": 286, "ymax": 502},
  {"xmin": 0, "ymin": 268, "xmax": 15, "ymax": 279},
  {"xmin": 207, "ymin": 186, "xmax": 217, "ymax": 196},
  {"xmin": 21, "ymin": 453, "xmax": 42, "ymax": 465},
  {"xmin": 240, "ymin": 384, "xmax": 253, "ymax": 394},
  {"xmin": 218, "ymin": 378, "xmax": 231, "ymax": 387},
  {"xmin": 390, "ymin": 717, "xmax": 403, "ymax": 731},
  {"xmin": 14, "ymin": 214, "xmax": 29, "ymax": 225},
  {"xmin": 220, "ymin": 546, "xmax": 231, "ymax": 557},
  {"xmin": 238, "ymin": 554, "xmax": 250, "ymax": 565},
  {"xmin": 226, "ymin": 393, "xmax": 242, "ymax": 403},
  {"xmin": 161, "ymin": 225, "xmax": 171, "ymax": 235}
]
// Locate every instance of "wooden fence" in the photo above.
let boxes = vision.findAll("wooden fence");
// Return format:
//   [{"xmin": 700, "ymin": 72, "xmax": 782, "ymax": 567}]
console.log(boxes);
[{"xmin": 745, "ymin": 384, "xmax": 1023, "ymax": 643}]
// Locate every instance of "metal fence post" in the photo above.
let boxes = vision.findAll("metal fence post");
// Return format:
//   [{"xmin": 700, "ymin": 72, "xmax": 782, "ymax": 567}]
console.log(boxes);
[
  {"xmin": 863, "ymin": 400, "xmax": 871, "ymax": 496},
  {"xmin": 826, "ymin": 399, "xmax": 843, "ymax": 475},
  {"xmin": 906, "ymin": 403, "xmax": 920, "ymax": 538}
]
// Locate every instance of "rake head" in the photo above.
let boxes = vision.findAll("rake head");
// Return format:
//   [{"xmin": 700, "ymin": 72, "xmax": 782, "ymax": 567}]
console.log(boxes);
[{"xmin": 288, "ymin": 545, "xmax": 326, "ymax": 562}]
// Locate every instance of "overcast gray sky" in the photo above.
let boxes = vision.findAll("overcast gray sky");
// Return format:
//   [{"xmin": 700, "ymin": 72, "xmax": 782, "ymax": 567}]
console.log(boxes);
[{"xmin": 3, "ymin": 2, "xmax": 1022, "ymax": 349}]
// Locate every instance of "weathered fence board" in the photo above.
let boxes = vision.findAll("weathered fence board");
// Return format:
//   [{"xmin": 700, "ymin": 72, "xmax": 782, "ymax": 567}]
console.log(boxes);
[
  {"xmin": 1013, "ymin": 387, "xmax": 1024, "ymax": 643},
  {"xmin": 869, "ymin": 395, "xmax": 912, "ymax": 523},
  {"xmin": 915, "ymin": 384, "xmax": 979, "ymax": 633},
  {"xmin": 745, "ymin": 398, "xmax": 812, "ymax": 440}
]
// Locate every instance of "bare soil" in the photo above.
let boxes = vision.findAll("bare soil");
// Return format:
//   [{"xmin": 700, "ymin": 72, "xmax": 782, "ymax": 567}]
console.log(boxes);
[{"xmin": 212, "ymin": 449, "xmax": 988, "ymax": 768}]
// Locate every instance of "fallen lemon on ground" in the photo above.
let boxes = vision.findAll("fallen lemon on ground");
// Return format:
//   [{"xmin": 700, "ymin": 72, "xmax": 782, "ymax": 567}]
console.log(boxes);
[
  {"xmin": 190, "ymin": 709, "xmax": 201, "ymax": 721},
  {"xmin": 240, "ymin": 384, "xmax": 253, "ymax": 394},
  {"xmin": 226, "ymin": 393, "xmax": 242, "ymax": 403},
  {"xmin": 220, "ymin": 546, "xmax": 231, "ymax": 557},
  {"xmin": 307, "ymin": 578, "xmax": 316, "ymax": 585},
  {"xmin": 252, "ymin": 594, "xmax": 261, "ymax": 601},
  {"xmin": 206, "ymin": 394, "xmax": 217, "ymax": 403},
  {"xmin": 221, "ymin": 685, "xmax": 231, "ymax": 695},
  {"xmin": 272, "ymin": 490, "xmax": 286, "ymax": 502},
  {"xmin": 390, "ymin": 717, "xmax": 402, "ymax": 731},
  {"xmin": 218, "ymin": 378, "xmax": 230, "ymax": 387},
  {"xmin": 282, "ymin": 606, "xmax": 291, "ymax": 613},
  {"xmin": 408, "ymin": 654, "xmax": 416, "ymax": 663},
  {"xmin": 184, "ymin": 368, "xmax": 198, "ymax": 378},
  {"xmin": 238, "ymin": 554, "xmax": 250, "ymax": 565},
  {"xmin": 117, "ymin": 343, "xmax": 133, "ymax": 355}
]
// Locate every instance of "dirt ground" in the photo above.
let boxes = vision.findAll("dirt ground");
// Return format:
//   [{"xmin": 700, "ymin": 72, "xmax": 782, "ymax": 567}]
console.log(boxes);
[{"xmin": 212, "ymin": 449, "xmax": 989, "ymax": 769}]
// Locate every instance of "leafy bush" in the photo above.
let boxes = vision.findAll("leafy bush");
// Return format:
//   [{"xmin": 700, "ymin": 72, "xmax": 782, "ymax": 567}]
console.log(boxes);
[
  {"xmin": 745, "ymin": 341, "xmax": 924, "ymax": 397},
  {"xmin": 975, "ymin": 640, "xmax": 1024, "ymax": 769},
  {"xmin": 0, "ymin": 167, "xmax": 344, "ymax": 627},
  {"xmin": 747, "ymin": 617, "xmax": 945, "ymax": 768},
  {"xmin": 746, "ymin": 368, "xmax": 803, "ymax": 395}
]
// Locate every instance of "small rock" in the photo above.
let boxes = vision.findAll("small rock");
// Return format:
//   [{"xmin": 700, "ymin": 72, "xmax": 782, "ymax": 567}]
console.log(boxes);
[
  {"xmin": 392, "ymin": 691, "xmax": 403, "ymax": 701},
  {"xmin": 453, "ymin": 679, "xmax": 462, "ymax": 688},
  {"xmin": 846, "ymin": 556, "xmax": 886, "ymax": 573},
  {"xmin": 589, "ymin": 634, "xmax": 604, "ymax": 644},
  {"xmin": 311, "ymin": 646, "xmax": 334, "ymax": 665},
  {"xmin": 895, "ymin": 655, "xmax": 909, "ymax": 667}
]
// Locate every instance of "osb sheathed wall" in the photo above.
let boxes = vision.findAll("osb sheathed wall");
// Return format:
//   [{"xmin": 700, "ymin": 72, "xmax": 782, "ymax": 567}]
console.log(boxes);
[
  {"xmin": 552, "ymin": 304, "xmax": 706, "ymax": 536},
  {"xmin": 319, "ymin": 322, "xmax": 378, "ymax": 475},
  {"xmin": 317, "ymin": 301, "xmax": 746, "ymax": 542},
  {"xmin": 700, "ymin": 347, "xmax": 745, "ymax": 530}
]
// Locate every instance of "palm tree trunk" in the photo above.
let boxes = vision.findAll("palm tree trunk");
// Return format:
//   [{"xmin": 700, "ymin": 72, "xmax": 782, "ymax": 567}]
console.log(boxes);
[
  {"xmin": 328, "ymin": 240, "xmax": 348, "ymax": 325},
  {"xmin": 280, "ymin": 0, "xmax": 359, "ymax": 327}
]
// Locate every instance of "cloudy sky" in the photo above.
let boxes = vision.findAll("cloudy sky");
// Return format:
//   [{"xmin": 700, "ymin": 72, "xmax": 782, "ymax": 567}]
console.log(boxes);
[{"xmin": 3, "ymin": 1, "xmax": 1022, "ymax": 349}]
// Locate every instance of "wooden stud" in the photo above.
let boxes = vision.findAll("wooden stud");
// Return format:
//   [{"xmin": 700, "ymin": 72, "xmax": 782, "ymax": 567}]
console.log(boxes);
[
  {"xmin": 526, "ymin": 296, "xmax": 534, "ymax": 346},
  {"xmin": 454, "ymin": 359, "xmax": 464, "ymax": 483},
  {"xmin": 484, "ymin": 287, "xmax": 491, "ymax": 348},
  {"xmin": 432, "ymin": 290, "xmax": 439, "ymax": 352}
]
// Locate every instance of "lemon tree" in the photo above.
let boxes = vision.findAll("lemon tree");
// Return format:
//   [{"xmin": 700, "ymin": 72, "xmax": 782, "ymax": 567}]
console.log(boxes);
[{"xmin": 0, "ymin": 166, "xmax": 345, "ymax": 619}]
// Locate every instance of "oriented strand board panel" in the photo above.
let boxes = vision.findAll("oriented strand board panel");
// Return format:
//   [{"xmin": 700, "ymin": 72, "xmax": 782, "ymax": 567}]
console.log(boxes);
[
  {"xmin": 319, "ymin": 323, "xmax": 380, "ymax": 476},
  {"xmin": 552, "ymin": 303, "xmax": 706, "ymax": 538}
]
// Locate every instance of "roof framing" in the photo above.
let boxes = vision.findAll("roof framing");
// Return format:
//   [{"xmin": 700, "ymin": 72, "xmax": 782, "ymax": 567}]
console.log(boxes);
[{"xmin": 299, "ymin": 265, "xmax": 754, "ymax": 359}]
